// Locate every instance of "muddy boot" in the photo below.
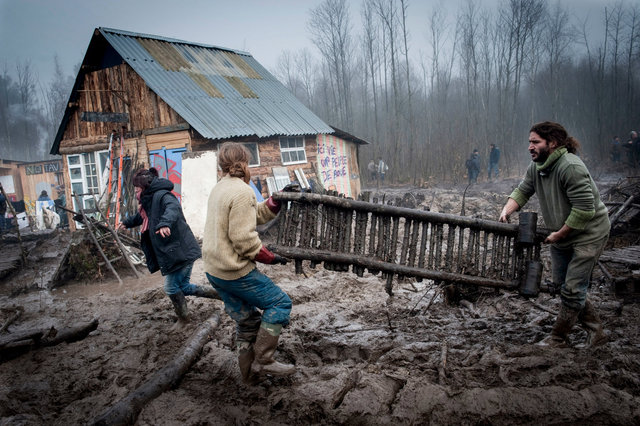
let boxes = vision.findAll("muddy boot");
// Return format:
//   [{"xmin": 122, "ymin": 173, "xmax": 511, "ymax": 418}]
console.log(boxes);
[
  {"xmin": 577, "ymin": 299, "xmax": 607, "ymax": 348},
  {"xmin": 168, "ymin": 292, "xmax": 189, "ymax": 330},
  {"xmin": 237, "ymin": 341, "xmax": 258, "ymax": 385},
  {"xmin": 250, "ymin": 323, "xmax": 295, "ymax": 377},
  {"xmin": 537, "ymin": 304, "xmax": 580, "ymax": 348},
  {"xmin": 191, "ymin": 285, "xmax": 222, "ymax": 301}
]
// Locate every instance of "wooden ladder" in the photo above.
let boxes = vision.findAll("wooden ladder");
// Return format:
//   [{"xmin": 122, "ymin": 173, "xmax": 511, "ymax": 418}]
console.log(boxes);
[{"xmin": 73, "ymin": 193, "xmax": 142, "ymax": 284}]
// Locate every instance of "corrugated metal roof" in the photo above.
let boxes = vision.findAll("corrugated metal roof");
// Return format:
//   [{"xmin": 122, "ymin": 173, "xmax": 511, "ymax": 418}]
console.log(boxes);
[{"xmin": 99, "ymin": 27, "xmax": 333, "ymax": 140}]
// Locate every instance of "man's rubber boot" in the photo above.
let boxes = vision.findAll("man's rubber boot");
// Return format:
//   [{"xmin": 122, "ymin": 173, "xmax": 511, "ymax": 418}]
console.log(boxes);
[
  {"xmin": 578, "ymin": 299, "xmax": 607, "ymax": 348},
  {"xmin": 250, "ymin": 323, "xmax": 295, "ymax": 377},
  {"xmin": 537, "ymin": 304, "xmax": 580, "ymax": 348},
  {"xmin": 168, "ymin": 292, "xmax": 189, "ymax": 330},
  {"xmin": 237, "ymin": 341, "xmax": 258, "ymax": 385},
  {"xmin": 191, "ymin": 285, "xmax": 222, "ymax": 300}
]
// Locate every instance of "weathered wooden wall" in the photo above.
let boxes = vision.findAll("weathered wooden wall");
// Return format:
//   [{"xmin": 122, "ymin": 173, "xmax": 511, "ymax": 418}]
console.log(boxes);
[
  {"xmin": 17, "ymin": 161, "xmax": 63, "ymax": 202},
  {"xmin": 59, "ymin": 63, "xmax": 187, "ymax": 150}
]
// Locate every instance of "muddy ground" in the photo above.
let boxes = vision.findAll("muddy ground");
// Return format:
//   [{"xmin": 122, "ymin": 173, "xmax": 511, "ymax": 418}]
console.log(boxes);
[{"xmin": 1, "ymin": 177, "xmax": 639, "ymax": 425}]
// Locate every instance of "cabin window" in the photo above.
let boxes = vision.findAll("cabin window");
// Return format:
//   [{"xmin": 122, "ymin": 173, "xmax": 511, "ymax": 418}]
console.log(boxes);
[
  {"xmin": 242, "ymin": 143, "xmax": 260, "ymax": 167},
  {"xmin": 279, "ymin": 136, "xmax": 307, "ymax": 165},
  {"xmin": 66, "ymin": 150, "xmax": 109, "ymax": 211}
]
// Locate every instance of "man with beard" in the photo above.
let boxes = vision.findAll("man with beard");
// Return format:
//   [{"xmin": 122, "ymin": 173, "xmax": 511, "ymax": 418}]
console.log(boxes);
[{"xmin": 499, "ymin": 121, "xmax": 610, "ymax": 348}]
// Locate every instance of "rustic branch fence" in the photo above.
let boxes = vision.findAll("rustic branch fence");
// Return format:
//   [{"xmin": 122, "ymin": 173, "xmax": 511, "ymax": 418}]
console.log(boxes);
[{"xmin": 270, "ymin": 191, "xmax": 545, "ymax": 296}]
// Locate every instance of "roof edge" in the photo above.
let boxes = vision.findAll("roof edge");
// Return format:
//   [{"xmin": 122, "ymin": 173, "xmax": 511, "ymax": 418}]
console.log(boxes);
[{"xmin": 99, "ymin": 27, "xmax": 252, "ymax": 56}]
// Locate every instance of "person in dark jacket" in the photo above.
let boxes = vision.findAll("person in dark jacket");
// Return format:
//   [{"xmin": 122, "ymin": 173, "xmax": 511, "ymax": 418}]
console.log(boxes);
[
  {"xmin": 488, "ymin": 144, "xmax": 501, "ymax": 181},
  {"xmin": 118, "ymin": 167, "xmax": 219, "ymax": 328},
  {"xmin": 466, "ymin": 149, "xmax": 480, "ymax": 184}
]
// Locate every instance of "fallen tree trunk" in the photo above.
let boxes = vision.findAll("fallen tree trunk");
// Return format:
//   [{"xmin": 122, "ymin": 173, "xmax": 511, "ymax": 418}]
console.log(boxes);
[
  {"xmin": 0, "ymin": 318, "xmax": 98, "ymax": 363},
  {"xmin": 91, "ymin": 314, "xmax": 220, "ymax": 426}
]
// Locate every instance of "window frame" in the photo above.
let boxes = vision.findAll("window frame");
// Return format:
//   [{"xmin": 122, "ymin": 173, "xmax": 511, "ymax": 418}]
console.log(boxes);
[
  {"xmin": 66, "ymin": 150, "xmax": 109, "ymax": 211},
  {"xmin": 242, "ymin": 142, "xmax": 261, "ymax": 167},
  {"xmin": 279, "ymin": 136, "xmax": 307, "ymax": 165}
]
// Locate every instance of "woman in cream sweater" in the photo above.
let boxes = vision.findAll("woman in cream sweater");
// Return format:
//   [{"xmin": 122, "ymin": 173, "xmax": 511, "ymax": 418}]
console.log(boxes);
[{"xmin": 203, "ymin": 142, "xmax": 294, "ymax": 384}]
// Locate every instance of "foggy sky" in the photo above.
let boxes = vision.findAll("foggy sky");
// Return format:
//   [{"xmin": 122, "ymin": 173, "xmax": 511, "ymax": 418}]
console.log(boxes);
[{"xmin": 0, "ymin": 0, "xmax": 622, "ymax": 86}]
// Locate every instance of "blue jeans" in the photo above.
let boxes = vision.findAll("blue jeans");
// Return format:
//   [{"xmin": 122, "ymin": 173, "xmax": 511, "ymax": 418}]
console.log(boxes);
[
  {"xmin": 164, "ymin": 262, "xmax": 200, "ymax": 296},
  {"xmin": 206, "ymin": 269, "xmax": 292, "ymax": 342},
  {"xmin": 551, "ymin": 236, "xmax": 608, "ymax": 311},
  {"xmin": 488, "ymin": 162, "xmax": 499, "ymax": 179}
]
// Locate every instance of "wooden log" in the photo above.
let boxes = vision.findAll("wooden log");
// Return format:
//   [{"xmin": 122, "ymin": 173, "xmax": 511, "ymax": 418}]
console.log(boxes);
[
  {"xmin": 0, "ymin": 306, "xmax": 24, "ymax": 334},
  {"xmin": 273, "ymin": 192, "xmax": 522, "ymax": 235},
  {"xmin": 0, "ymin": 319, "xmax": 97, "ymax": 363},
  {"xmin": 270, "ymin": 245, "xmax": 519, "ymax": 289},
  {"xmin": 0, "ymin": 330, "xmax": 43, "ymax": 349},
  {"xmin": 91, "ymin": 314, "xmax": 220, "ymax": 426},
  {"xmin": 609, "ymin": 195, "xmax": 635, "ymax": 226},
  {"xmin": 40, "ymin": 318, "xmax": 99, "ymax": 346}
]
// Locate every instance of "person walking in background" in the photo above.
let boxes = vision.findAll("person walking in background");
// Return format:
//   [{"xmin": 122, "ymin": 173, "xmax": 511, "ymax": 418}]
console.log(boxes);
[
  {"xmin": 499, "ymin": 121, "xmax": 609, "ymax": 349},
  {"xmin": 203, "ymin": 142, "xmax": 295, "ymax": 384},
  {"xmin": 466, "ymin": 149, "xmax": 480, "ymax": 184},
  {"xmin": 377, "ymin": 157, "xmax": 389, "ymax": 186},
  {"xmin": 624, "ymin": 131, "xmax": 637, "ymax": 167},
  {"xmin": 0, "ymin": 188, "xmax": 7, "ymax": 232},
  {"xmin": 367, "ymin": 159, "xmax": 377, "ymax": 183},
  {"xmin": 488, "ymin": 144, "xmax": 501, "ymax": 181},
  {"xmin": 610, "ymin": 136, "xmax": 621, "ymax": 163},
  {"xmin": 118, "ymin": 167, "xmax": 220, "ymax": 329},
  {"xmin": 631, "ymin": 131, "xmax": 640, "ymax": 168}
]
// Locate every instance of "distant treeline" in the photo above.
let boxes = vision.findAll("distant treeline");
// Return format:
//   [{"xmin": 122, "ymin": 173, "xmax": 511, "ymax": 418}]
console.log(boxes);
[{"xmin": 273, "ymin": 0, "xmax": 639, "ymax": 183}]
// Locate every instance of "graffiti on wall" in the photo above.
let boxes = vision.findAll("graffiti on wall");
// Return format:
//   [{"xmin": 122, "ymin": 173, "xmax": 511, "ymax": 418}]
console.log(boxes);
[
  {"xmin": 25, "ymin": 163, "xmax": 60, "ymax": 175},
  {"xmin": 316, "ymin": 134, "xmax": 351, "ymax": 197}
]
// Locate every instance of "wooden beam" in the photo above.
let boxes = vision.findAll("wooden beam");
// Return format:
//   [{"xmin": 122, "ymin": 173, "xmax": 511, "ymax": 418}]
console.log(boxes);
[
  {"xmin": 273, "ymin": 192, "xmax": 521, "ymax": 235},
  {"xmin": 59, "ymin": 142, "xmax": 110, "ymax": 154},
  {"xmin": 269, "ymin": 244, "xmax": 519, "ymax": 289},
  {"xmin": 91, "ymin": 314, "xmax": 220, "ymax": 426}
]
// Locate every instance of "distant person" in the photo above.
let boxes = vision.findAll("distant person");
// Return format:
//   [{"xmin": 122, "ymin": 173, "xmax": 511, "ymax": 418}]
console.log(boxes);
[
  {"xmin": 0, "ymin": 188, "xmax": 7, "ymax": 231},
  {"xmin": 118, "ymin": 167, "xmax": 220, "ymax": 329},
  {"xmin": 377, "ymin": 157, "xmax": 388, "ymax": 186},
  {"xmin": 624, "ymin": 131, "xmax": 637, "ymax": 167},
  {"xmin": 499, "ymin": 121, "xmax": 609, "ymax": 348},
  {"xmin": 610, "ymin": 136, "xmax": 621, "ymax": 163},
  {"xmin": 36, "ymin": 190, "xmax": 55, "ymax": 230},
  {"xmin": 367, "ymin": 159, "xmax": 377, "ymax": 183},
  {"xmin": 37, "ymin": 190, "xmax": 51, "ymax": 202},
  {"xmin": 466, "ymin": 149, "xmax": 480, "ymax": 184},
  {"xmin": 54, "ymin": 186, "xmax": 68, "ymax": 228},
  {"xmin": 632, "ymin": 131, "xmax": 640, "ymax": 168},
  {"xmin": 488, "ymin": 144, "xmax": 501, "ymax": 181}
]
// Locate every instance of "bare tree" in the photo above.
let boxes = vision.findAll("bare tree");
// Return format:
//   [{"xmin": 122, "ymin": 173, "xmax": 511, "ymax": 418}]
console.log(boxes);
[
  {"xmin": 308, "ymin": 0, "xmax": 354, "ymax": 129},
  {"xmin": 42, "ymin": 55, "xmax": 73, "ymax": 147}
]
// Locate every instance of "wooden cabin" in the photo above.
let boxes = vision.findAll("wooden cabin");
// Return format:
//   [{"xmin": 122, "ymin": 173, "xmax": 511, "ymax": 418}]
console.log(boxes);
[{"xmin": 50, "ymin": 28, "xmax": 368, "ymax": 235}]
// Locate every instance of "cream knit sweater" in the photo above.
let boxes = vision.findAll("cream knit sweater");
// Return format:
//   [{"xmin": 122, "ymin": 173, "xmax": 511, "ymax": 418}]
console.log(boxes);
[{"xmin": 203, "ymin": 175, "xmax": 277, "ymax": 280}]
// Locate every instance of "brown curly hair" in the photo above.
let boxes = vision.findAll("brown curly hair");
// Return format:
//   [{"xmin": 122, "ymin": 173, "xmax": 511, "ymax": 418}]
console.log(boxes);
[
  {"xmin": 530, "ymin": 121, "xmax": 581, "ymax": 154},
  {"xmin": 218, "ymin": 143, "xmax": 250, "ymax": 183}
]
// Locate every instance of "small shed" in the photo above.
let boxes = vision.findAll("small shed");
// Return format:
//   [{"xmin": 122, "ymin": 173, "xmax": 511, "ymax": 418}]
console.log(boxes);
[{"xmin": 50, "ymin": 28, "xmax": 368, "ymax": 235}]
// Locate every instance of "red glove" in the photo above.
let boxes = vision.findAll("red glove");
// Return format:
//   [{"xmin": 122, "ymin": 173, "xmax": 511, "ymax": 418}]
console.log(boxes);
[
  {"xmin": 254, "ymin": 245, "xmax": 289, "ymax": 265},
  {"xmin": 266, "ymin": 196, "xmax": 280, "ymax": 214},
  {"xmin": 254, "ymin": 245, "xmax": 275, "ymax": 264}
]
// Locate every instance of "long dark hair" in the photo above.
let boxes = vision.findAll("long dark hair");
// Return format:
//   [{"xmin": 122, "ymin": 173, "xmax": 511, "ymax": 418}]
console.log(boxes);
[
  {"xmin": 530, "ymin": 121, "xmax": 580, "ymax": 154},
  {"xmin": 132, "ymin": 167, "xmax": 159, "ymax": 189}
]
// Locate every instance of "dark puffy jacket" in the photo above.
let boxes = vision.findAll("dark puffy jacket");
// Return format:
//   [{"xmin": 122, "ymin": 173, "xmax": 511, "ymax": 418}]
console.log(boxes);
[{"xmin": 123, "ymin": 178, "xmax": 201, "ymax": 275}]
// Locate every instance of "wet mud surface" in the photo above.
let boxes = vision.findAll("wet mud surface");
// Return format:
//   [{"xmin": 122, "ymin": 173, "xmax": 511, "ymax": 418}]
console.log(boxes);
[{"xmin": 1, "ymin": 179, "xmax": 639, "ymax": 425}]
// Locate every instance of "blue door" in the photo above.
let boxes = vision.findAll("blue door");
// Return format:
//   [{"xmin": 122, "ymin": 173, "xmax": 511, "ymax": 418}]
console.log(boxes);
[{"xmin": 149, "ymin": 148, "xmax": 186, "ymax": 203}]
